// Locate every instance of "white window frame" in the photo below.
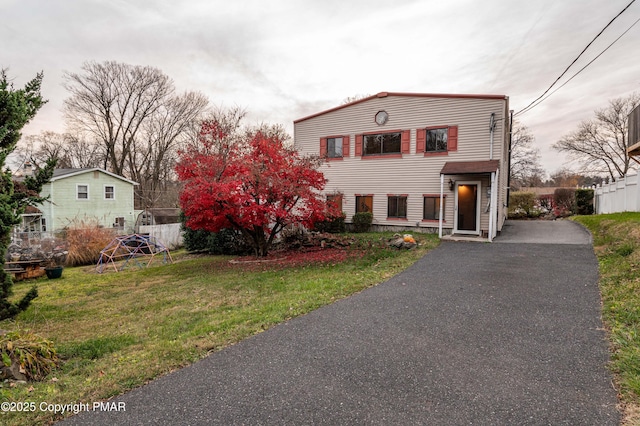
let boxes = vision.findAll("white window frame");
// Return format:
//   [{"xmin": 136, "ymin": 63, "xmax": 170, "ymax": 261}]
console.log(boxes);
[
  {"xmin": 104, "ymin": 185, "xmax": 115, "ymax": 200},
  {"xmin": 76, "ymin": 184, "xmax": 89, "ymax": 200},
  {"xmin": 453, "ymin": 180, "xmax": 481, "ymax": 235}
]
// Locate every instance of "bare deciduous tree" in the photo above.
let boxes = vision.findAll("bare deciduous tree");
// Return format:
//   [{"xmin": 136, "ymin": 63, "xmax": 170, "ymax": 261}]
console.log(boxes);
[
  {"xmin": 510, "ymin": 122, "xmax": 545, "ymax": 189},
  {"xmin": 63, "ymin": 61, "xmax": 173, "ymax": 175},
  {"xmin": 553, "ymin": 92, "xmax": 640, "ymax": 181},
  {"xmin": 62, "ymin": 61, "xmax": 209, "ymax": 207},
  {"xmin": 129, "ymin": 91, "xmax": 208, "ymax": 208},
  {"xmin": 17, "ymin": 131, "xmax": 104, "ymax": 169},
  {"xmin": 341, "ymin": 94, "xmax": 371, "ymax": 105}
]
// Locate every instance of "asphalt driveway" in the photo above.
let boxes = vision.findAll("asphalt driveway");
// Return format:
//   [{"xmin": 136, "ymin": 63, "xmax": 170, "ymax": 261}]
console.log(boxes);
[{"xmin": 64, "ymin": 220, "xmax": 619, "ymax": 425}]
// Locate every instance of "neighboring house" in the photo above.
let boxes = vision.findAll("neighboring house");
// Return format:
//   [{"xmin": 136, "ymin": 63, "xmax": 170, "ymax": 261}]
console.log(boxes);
[
  {"xmin": 18, "ymin": 168, "xmax": 138, "ymax": 235},
  {"xmin": 294, "ymin": 92, "xmax": 510, "ymax": 240}
]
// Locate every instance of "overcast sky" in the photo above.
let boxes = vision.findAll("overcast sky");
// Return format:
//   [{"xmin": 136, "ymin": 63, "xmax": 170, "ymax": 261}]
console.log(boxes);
[{"xmin": 3, "ymin": 0, "xmax": 640, "ymax": 176}]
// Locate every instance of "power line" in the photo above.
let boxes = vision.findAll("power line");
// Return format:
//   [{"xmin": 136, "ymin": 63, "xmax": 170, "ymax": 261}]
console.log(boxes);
[
  {"xmin": 515, "ymin": 0, "xmax": 637, "ymax": 116},
  {"xmin": 519, "ymin": 15, "xmax": 640, "ymax": 114}
]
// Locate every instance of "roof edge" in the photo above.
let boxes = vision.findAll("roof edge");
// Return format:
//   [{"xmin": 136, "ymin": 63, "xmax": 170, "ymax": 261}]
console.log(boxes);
[
  {"xmin": 51, "ymin": 168, "xmax": 139, "ymax": 186},
  {"xmin": 294, "ymin": 92, "xmax": 508, "ymax": 124}
]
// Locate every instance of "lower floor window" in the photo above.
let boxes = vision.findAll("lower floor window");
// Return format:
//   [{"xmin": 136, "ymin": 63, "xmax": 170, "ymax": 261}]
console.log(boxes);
[
  {"xmin": 387, "ymin": 196, "xmax": 407, "ymax": 218},
  {"xmin": 327, "ymin": 194, "xmax": 343, "ymax": 212},
  {"xmin": 424, "ymin": 196, "xmax": 444, "ymax": 220},
  {"xmin": 355, "ymin": 195, "xmax": 373, "ymax": 213}
]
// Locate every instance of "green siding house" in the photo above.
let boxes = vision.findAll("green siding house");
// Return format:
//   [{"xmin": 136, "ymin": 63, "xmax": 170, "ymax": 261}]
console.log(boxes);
[{"xmin": 22, "ymin": 168, "xmax": 138, "ymax": 234}]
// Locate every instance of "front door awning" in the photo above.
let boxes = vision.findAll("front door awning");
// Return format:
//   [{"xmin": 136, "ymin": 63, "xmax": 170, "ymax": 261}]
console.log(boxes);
[{"xmin": 440, "ymin": 160, "xmax": 499, "ymax": 175}]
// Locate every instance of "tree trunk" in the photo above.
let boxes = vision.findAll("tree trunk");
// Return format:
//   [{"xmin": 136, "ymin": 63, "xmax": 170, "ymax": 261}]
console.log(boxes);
[{"xmin": 254, "ymin": 226, "xmax": 269, "ymax": 257}]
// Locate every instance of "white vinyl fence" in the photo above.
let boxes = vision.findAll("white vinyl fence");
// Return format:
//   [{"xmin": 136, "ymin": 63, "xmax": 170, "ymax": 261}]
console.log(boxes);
[
  {"xmin": 138, "ymin": 223, "xmax": 183, "ymax": 249},
  {"xmin": 594, "ymin": 173, "xmax": 640, "ymax": 214}
]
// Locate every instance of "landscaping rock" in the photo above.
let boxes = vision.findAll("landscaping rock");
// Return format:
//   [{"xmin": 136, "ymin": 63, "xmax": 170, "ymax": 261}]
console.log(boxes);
[
  {"xmin": 387, "ymin": 234, "xmax": 417, "ymax": 250},
  {"xmin": 0, "ymin": 359, "xmax": 27, "ymax": 382}
]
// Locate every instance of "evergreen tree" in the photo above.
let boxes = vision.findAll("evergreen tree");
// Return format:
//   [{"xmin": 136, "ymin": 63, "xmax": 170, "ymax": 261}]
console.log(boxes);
[{"xmin": 0, "ymin": 70, "xmax": 54, "ymax": 320}]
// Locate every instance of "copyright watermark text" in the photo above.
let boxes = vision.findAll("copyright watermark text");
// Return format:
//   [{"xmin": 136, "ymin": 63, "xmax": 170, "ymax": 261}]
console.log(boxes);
[{"xmin": 1, "ymin": 401, "xmax": 126, "ymax": 414}]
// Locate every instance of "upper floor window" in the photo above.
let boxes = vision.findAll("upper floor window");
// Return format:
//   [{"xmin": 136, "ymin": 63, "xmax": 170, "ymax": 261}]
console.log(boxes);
[
  {"xmin": 77, "ymin": 184, "xmax": 88, "ymax": 200},
  {"xmin": 327, "ymin": 137, "xmax": 343, "ymax": 158},
  {"xmin": 364, "ymin": 132, "xmax": 401, "ymax": 155},
  {"xmin": 105, "ymin": 185, "xmax": 115, "ymax": 200},
  {"xmin": 320, "ymin": 136, "xmax": 349, "ymax": 159},
  {"xmin": 417, "ymin": 126, "xmax": 458, "ymax": 154},
  {"xmin": 426, "ymin": 128, "xmax": 448, "ymax": 152}
]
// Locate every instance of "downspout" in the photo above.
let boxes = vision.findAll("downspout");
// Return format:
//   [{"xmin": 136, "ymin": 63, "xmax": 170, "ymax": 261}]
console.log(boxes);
[
  {"xmin": 439, "ymin": 174, "xmax": 444, "ymax": 238},
  {"xmin": 489, "ymin": 112, "xmax": 496, "ymax": 160}
]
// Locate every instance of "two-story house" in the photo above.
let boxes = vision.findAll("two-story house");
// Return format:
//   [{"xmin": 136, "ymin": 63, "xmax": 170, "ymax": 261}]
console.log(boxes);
[
  {"xmin": 19, "ymin": 168, "xmax": 138, "ymax": 235},
  {"xmin": 294, "ymin": 92, "xmax": 510, "ymax": 240}
]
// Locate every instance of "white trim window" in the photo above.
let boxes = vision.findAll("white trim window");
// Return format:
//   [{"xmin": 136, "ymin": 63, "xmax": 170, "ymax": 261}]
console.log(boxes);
[
  {"xmin": 104, "ymin": 185, "xmax": 115, "ymax": 200},
  {"xmin": 77, "ymin": 184, "xmax": 89, "ymax": 200}
]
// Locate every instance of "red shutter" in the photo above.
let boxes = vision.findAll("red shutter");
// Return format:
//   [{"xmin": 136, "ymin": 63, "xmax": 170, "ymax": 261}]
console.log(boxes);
[
  {"xmin": 448, "ymin": 126, "xmax": 458, "ymax": 151},
  {"xmin": 342, "ymin": 135, "xmax": 350, "ymax": 158},
  {"xmin": 355, "ymin": 135, "xmax": 363, "ymax": 156},
  {"xmin": 416, "ymin": 129, "xmax": 426, "ymax": 153},
  {"xmin": 401, "ymin": 130, "xmax": 410, "ymax": 154},
  {"xmin": 320, "ymin": 138, "xmax": 327, "ymax": 156}
]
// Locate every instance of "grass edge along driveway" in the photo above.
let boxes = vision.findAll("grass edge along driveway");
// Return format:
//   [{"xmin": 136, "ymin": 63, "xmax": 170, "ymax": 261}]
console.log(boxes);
[{"xmin": 574, "ymin": 213, "xmax": 640, "ymax": 425}]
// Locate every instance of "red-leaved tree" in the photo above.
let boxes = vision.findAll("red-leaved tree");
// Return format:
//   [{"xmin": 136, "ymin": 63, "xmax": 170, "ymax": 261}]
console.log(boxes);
[{"xmin": 177, "ymin": 120, "xmax": 336, "ymax": 257}]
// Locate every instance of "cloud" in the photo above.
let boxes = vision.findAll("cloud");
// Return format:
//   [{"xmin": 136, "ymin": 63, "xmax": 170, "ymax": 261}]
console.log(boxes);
[{"xmin": 3, "ymin": 0, "xmax": 640, "ymax": 175}]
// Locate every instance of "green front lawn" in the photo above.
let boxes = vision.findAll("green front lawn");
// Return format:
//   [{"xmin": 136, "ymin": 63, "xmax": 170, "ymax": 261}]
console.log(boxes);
[{"xmin": 0, "ymin": 232, "xmax": 438, "ymax": 425}]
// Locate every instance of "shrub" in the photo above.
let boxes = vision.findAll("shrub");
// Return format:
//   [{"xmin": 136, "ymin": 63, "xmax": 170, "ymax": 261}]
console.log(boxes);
[
  {"xmin": 508, "ymin": 192, "xmax": 536, "ymax": 218},
  {"xmin": 182, "ymin": 227, "xmax": 213, "ymax": 252},
  {"xmin": 182, "ymin": 220, "xmax": 251, "ymax": 255},
  {"xmin": 313, "ymin": 212, "xmax": 346, "ymax": 233},
  {"xmin": 62, "ymin": 218, "xmax": 116, "ymax": 266},
  {"xmin": 537, "ymin": 194, "xmax": 554, "ymax": 213},
  {"xmin": 554, "ymin": 188, "xmax": 576, "ymax": 217},
  {"xmin": 0, "ymin": 330, "xmax": 59, "ymax": 381},
  {"xmin": 213, "ymin": 228, "xmax": 252, "ymax": 255},
  {"xmin": 575, "ymin": 188, "xmax": 594, "ymax": 215},
  {"xmin": 352, "ymin": 212, "xmax": 373, "ymax": 233}
]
